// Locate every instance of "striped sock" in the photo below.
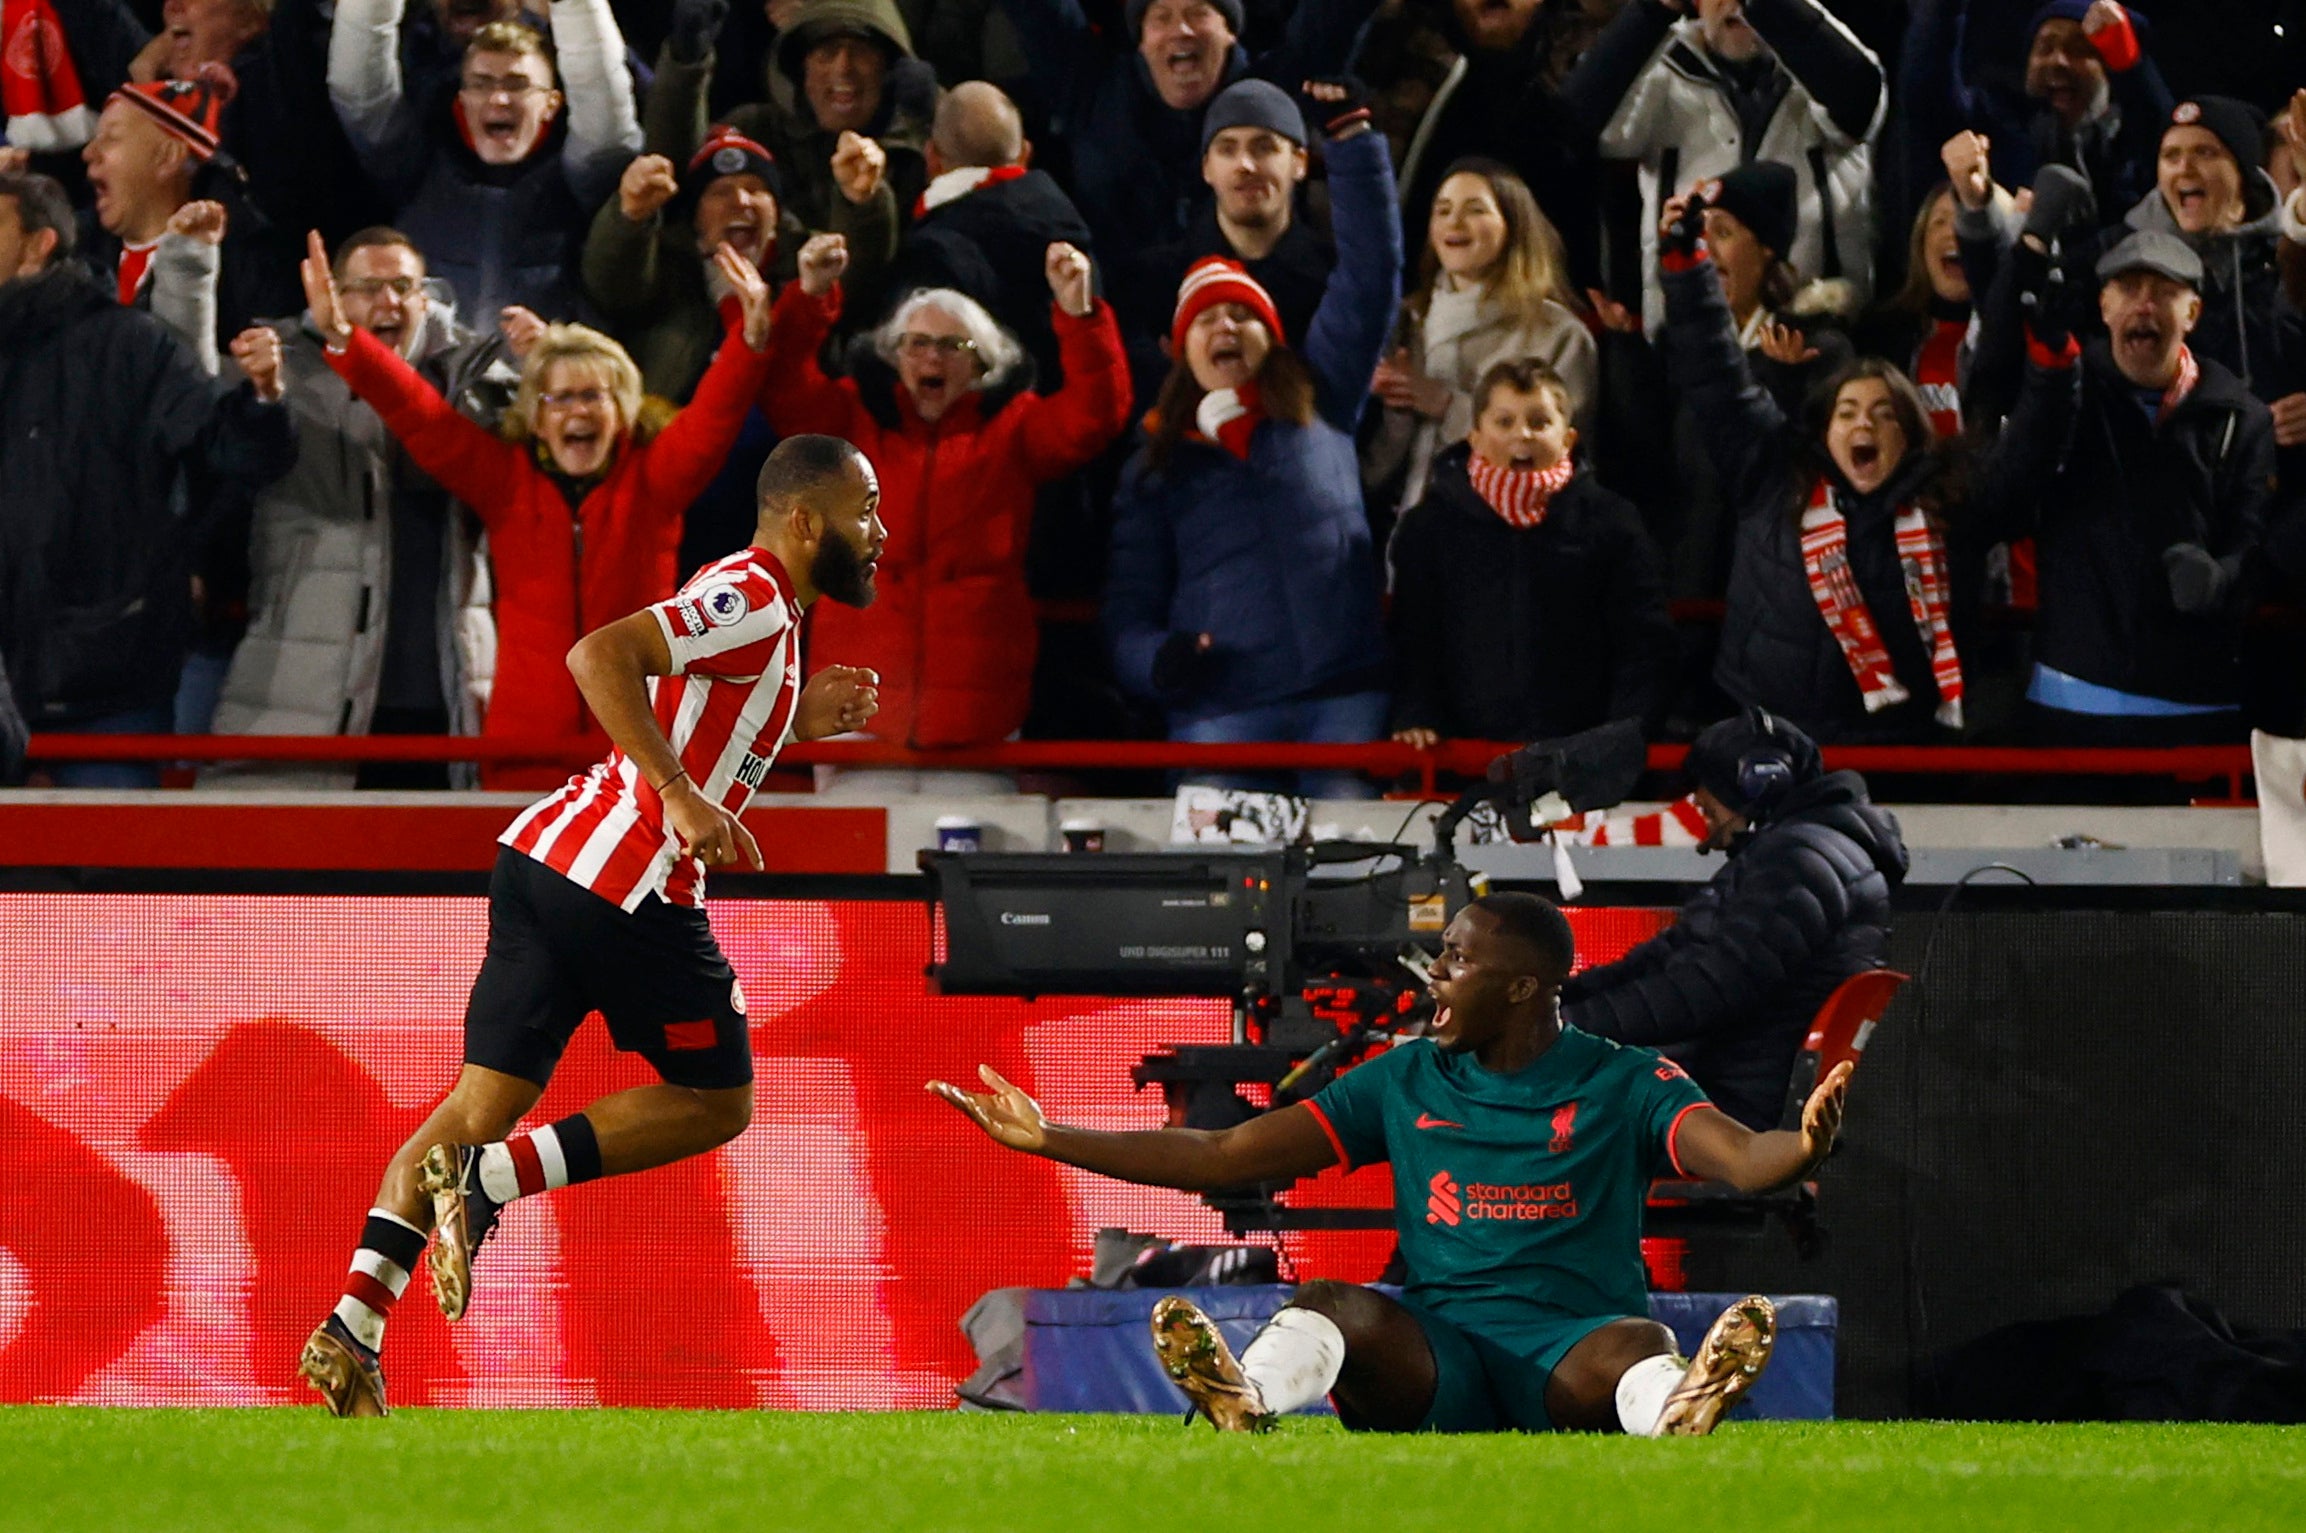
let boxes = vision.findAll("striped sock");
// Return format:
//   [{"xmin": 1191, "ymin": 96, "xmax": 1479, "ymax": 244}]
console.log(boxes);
[
  {"xmin": 332, "ymin": 1207, "xmax": 428, "ymax": 1353},
  {"xmin": 475, "ymin": 1114, "xmax": 604, "ymax": 1204}
]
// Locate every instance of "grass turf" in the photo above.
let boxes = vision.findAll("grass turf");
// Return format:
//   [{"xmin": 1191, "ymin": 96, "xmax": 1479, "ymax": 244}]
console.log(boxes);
[{"xmin": 0, "ymin": 1409, "xmax": 2298, "ymax": 1532}]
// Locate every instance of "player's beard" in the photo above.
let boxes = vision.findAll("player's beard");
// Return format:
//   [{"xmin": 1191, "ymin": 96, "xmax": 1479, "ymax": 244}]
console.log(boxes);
[{"xmin": 811, "ymin": 527, "xmax": 877, "ymax": 608}]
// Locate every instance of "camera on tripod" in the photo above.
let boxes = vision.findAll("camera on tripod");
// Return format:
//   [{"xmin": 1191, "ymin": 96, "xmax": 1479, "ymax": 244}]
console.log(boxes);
[{"xmin": 918, "ymin": 721, "xmax": 1647, "ymax": 1228}]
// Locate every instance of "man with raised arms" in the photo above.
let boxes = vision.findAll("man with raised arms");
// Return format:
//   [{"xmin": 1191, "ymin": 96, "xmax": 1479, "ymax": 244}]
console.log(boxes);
[{"xmin": 933, "ymin": 891, "xmax": 1850, "ymax": 1435}]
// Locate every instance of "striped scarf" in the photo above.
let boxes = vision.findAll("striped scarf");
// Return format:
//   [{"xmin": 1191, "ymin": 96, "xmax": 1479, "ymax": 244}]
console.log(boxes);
[
  {"xmin": 2157, "ymin": 345, "xmax": 2200, "ymax": 425},
  {"xmin": 1465, "ymin": 452, "xmax": 1576, "ymax": 529},
  {"xmin": 1914, "ymin": 317, "xmax": 1966, "ymax": 439},
  {"xmin": 1800, "ymin": 478, "xmax": 1964, "ymax": 729}
]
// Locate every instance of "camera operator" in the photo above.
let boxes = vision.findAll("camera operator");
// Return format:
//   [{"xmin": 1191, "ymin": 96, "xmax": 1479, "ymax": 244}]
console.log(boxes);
[{"xmin": 1559, "ymin": 708, "xmax": 1907, "ymax": 1130}]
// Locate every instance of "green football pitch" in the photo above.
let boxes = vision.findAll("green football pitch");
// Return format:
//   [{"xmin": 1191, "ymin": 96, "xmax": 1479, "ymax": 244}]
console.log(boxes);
[{"xmin": 1, "ymin": 1409, "xmax": 2299, "ymax": 1532}]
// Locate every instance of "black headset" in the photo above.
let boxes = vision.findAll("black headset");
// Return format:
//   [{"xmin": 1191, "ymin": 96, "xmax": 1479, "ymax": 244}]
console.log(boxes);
[{"xmin": 1733, "ymin": 706, "xmax": 1798, "ymax": 819}]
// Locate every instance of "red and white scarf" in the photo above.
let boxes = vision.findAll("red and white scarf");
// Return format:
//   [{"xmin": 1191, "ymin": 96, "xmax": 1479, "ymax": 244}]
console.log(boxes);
[
  {"xmin": 1800, "ymin": 478, "xmax": 1964, "ymax": 728},
  {"xmin": 1191, "ymin": 382, "xmax": 1264, "ymax": 459},
  {"xmin": 115, "ymin": 238, "xmax": 156, "ymax": 305},
  {"xmin": 2157, "ymin": 345, "xmax": 2200, "ymax": 425},
  {"xmin": 1466, "ymin": 452, "xmax": 1575, "ymax": 529},
  {"xmin": 1, "ymin": 0, "xmax": 92, "ymax": 150},
  {"xmin": 1914, "ymin": 317, "xmax": 1966, "ymax": 439},
  {"xmin": 914, "ymin": 163, "xmax": 1028, "ymax": 219}
]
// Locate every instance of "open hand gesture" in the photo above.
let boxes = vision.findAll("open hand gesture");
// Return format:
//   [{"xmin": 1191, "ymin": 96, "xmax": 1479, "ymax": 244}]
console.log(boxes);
[
  {"xmin": 1586, "ymin": 286, "xmax": 1641, "ymax": 335},
  {"xmin": 794, "ymin": 664, "xmax": 879, "ymax": 740},
  {"xmin": 929, "ymin": 1065, "xmax": 1050, "ymax": 1153},
  {"xmin": 1046, "ymin": 241, "xmax": 1093, "ymax": 317},
  {"xmin": 299, "ymin": 228, "xmax": 352, "ymax": 349},
  {"xmin": 1372, "ymin": 348, "xmax": 1417, "ymax": 409},
  {"xmin": 167, "ymin": 199, "xmax": 228, "ymax": 246},
  {"xmin": 1756, "ymin": 320, "xmax": 1819, "ymax": 366},
  {"xmin": 1796, "ymin": 1060, "xmax": 1853, "ymax": 1176},
  {"xmin": 713, "ymin": 240, "xmax": 773, "ymax": 348},
  {"xmin": 831, "ymin": 129, "xmax": 887, "ymax": 206},
  {"xmin": 2281, "ymin": 88, "xmax": 2306, "ymax": 168},
  {"xmin": 619, "ymin": 153, "xmax": 679, "ymax": 223},
  {"xmin": 229, "ymin": 325, "xmax": 284, "ymax": 401},
  {"xmin": 796, "ymin": 232, "xmax": 848, "ymax": 297}
]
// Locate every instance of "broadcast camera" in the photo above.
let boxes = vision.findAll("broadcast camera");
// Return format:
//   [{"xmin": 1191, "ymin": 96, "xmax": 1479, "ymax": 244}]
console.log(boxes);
[{"xmin": 920, "ymin": 723, "xmax": 1647, "ymax": 1230}]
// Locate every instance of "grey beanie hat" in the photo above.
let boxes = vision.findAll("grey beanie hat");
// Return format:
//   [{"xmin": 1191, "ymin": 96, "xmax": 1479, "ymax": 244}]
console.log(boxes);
[{"xmin": 1198, "ymin": 78, "xmax": 1303, "ymax": 155}]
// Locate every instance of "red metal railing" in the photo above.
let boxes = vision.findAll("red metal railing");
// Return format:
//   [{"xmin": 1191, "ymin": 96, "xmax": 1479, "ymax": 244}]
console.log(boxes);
[{"xmin": 20, "ymin": 734, "xmax": 2259, "ymax": 799}]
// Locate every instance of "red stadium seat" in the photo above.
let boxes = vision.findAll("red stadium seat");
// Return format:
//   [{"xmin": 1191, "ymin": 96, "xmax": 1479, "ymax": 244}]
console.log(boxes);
[{"xmin": 1643, "ymin": 968, "xmax": 1911, "ymax": 1268}]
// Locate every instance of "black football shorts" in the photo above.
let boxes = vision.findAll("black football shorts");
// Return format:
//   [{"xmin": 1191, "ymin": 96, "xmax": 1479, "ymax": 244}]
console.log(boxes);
[{"xmin": 463, "ymin": 846, "xmax": 753, "ymax": 1090}]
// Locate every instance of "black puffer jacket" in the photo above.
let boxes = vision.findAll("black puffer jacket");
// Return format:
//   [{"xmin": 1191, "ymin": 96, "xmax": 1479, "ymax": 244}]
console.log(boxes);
[
  {"xmin": 1562, "ymin": 767, "xmax": 1908, "ymax": 1131},
  {"xmin": 1389, "ymin": 442, "xmax": 1673, "ymax": 740},
  {"xmin": 1662, "ymin": 255, "xmax": 2073, "ymax": 740},
  {"xmin": 0, "ymin": 265, "xmax": 295, "ymax": 722},
  {"xmin": 1985, "ymin": 342, "xmax": 2275, "ymax": 709}
]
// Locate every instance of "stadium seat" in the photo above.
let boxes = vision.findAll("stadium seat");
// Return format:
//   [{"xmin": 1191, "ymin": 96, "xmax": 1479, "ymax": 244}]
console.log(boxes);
[{"xmin": 1643, "ymin": 968, "xmax": 1911, "ymax": 1259}]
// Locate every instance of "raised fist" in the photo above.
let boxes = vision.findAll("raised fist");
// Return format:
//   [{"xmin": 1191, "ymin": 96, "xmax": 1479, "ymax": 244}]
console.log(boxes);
[
  {"xmin": 797, "ymin": 232, "xmax": 849, "ymax": 296},
  {"xmin": 229, "ymin": 325, "xmax": 284, "ymax": 401},
  {"xmin": 1941, "ymin": 130, "xmax": 1993, "ymax": 211},
  {"xmin": 619, "ymin": 154, "xmax": 680, "ymax": 224},
  {"xmin": 167, "ymin": 199, "xmax": 229, "ymax": 246},
  {"xmin": 1045, "ymin": 242, "xmax": 1092, "ymax": 317},
  {"xmin": 498, "ymin": 305, "xmax": 547, "ymax": 359},
  {"xmin": 831, "ymin": 130, "xmax": 887, "ymax": 206}
]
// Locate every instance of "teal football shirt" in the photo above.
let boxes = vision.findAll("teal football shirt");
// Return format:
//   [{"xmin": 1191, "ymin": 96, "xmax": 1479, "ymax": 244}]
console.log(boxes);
[{"xmin": 1305, "ymin": 1026, "xmax": 1711, "ymax": 1343}]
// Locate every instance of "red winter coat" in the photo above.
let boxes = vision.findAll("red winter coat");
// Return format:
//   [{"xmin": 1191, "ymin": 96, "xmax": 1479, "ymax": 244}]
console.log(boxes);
[
  {"xmin": 758, "ymin": 282, "xmax": 1131, "ymax": 746},
  {"xmin": 329, "ymin": 321, "xmax": 774, "ymax": 786}
]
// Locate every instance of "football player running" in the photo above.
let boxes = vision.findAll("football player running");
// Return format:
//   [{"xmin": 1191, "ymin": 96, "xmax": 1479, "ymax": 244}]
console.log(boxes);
[{"xmin": 301, "ymin": 436, "xmax": 885, "ymax": 1415}]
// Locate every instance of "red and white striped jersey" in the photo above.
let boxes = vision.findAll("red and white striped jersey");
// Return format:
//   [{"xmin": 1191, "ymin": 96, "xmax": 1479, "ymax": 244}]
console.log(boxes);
[{"xmin": 500, "ymin": 549, "xmax": 804, "ymax": 912}]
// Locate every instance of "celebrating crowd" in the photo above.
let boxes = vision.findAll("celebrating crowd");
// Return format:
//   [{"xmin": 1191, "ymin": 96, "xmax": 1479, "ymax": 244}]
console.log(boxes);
[{"xmin": 2, "ymin": 0, "xmax": 2303, "ymax": 788}]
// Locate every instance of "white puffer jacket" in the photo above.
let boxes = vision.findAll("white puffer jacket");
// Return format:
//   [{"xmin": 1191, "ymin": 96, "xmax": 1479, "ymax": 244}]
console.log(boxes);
[
  {"xmin": 1599, "ymin": 13, "xmax": 1884, "ymax": 335},
  {"xmin": 204, "ymin": 309, "xmax": 515, "ymax": 787}
]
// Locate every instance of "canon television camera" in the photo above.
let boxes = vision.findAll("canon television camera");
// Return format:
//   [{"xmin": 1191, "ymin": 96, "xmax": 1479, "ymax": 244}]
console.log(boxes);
[{"xmin": 920, "ymin": 723, "xmax": 1646, "ymax": 1228}]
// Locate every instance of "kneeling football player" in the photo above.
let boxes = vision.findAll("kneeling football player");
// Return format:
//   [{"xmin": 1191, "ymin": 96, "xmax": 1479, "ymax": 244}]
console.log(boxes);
[{"xmin": 932, "ymin": 892, "xmax": 1850, "ymax": 1434}]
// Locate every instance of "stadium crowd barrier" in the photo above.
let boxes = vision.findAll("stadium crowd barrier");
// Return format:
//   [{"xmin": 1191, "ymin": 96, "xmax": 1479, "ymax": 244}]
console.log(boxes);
[{"xmin": 22, "ymin": 734, "xmax": 2264, "ymax": 801}]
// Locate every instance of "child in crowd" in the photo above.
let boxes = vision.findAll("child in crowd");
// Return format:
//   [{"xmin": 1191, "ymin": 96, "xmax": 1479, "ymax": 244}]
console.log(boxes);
[{"xmin": 1390, "ymin": 357, "xmax": 1672, "ymax": 748}]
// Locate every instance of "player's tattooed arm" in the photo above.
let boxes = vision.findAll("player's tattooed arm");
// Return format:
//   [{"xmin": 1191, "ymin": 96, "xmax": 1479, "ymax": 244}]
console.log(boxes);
[
  {"xmin": 929, "ymin": 1067, "xmax": 1341, "ymax": 1190},
  {"xmin": 567, "ymin": 612, "xmax": 764, "ymax": 870},
  {"xmin": 1670, "ymin": 1061, "xmax": 1852, "ymax": 1194}
]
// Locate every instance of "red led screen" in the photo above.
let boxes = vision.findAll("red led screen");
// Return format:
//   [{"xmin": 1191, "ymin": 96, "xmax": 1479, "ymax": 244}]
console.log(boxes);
[{"xmin": 0, "ymin": 895, "xmax": 1669, "ymax": 1407}]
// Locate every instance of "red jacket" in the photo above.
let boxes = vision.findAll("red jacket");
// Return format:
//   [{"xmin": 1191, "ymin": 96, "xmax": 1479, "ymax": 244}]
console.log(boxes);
[
  {"xmin": 329, "ymin": 322, "xmax": 774, "ymax": 785},
  {"xmin": 758, "ymin": 283, "xmax": 1131, "ymax": 746}
]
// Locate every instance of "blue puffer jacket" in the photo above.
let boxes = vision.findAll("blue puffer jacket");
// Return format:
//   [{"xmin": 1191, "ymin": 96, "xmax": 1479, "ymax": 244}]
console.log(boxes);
[{"xmin": 1104, "ymin": 129, "xmax": 1401, "ymax": 723}]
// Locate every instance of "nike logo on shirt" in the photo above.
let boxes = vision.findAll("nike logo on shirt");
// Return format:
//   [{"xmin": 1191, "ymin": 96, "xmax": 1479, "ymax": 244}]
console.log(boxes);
[{"xmin": 1415, "ymin": 1113, "xmax": 1464, "ymax": 1131}]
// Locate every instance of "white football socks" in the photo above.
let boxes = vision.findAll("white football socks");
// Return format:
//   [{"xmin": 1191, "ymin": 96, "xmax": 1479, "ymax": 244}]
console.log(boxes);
[
  {"xmin": 1239, "ymin": 1307, "xmax": 1347, "ymax": 1417},
  {"xmin": 1615, "ymin": 1352, "xmax": 1688, "ymax": 1437}
]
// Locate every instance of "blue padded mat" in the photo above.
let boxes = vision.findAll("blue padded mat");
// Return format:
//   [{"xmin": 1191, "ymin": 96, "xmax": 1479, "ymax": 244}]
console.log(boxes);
[{"xmin": 1018, "ymin": 1287, "xmax": 1836, "ymax": 1421}]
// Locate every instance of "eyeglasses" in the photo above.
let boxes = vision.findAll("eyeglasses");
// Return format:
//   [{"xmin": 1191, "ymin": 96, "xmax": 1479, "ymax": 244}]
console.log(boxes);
[
  {"xmin": 896, "ymin": 332, "xmax": 976, "ymax": 358},
  {"xmin": 342, "ymin": 277, "xmax": 423, "ymax": 300},
  {"xmin": 460, "ymin": 73, "xmax": 549, "ymax": 99},
  {"xmin": 538, "ymin": 387, "xmax": 611, "ymax": 409}
]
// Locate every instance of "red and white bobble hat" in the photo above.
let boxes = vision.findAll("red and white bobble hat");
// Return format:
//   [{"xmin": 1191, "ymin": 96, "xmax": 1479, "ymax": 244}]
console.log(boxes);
[
  {"xmin": 107, "ymin": 63, "xmax": 236, "ymax": 162},
  {"xmin": 1170, "ymin": 256, "xmax": 1285, "ymax": 354}
]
